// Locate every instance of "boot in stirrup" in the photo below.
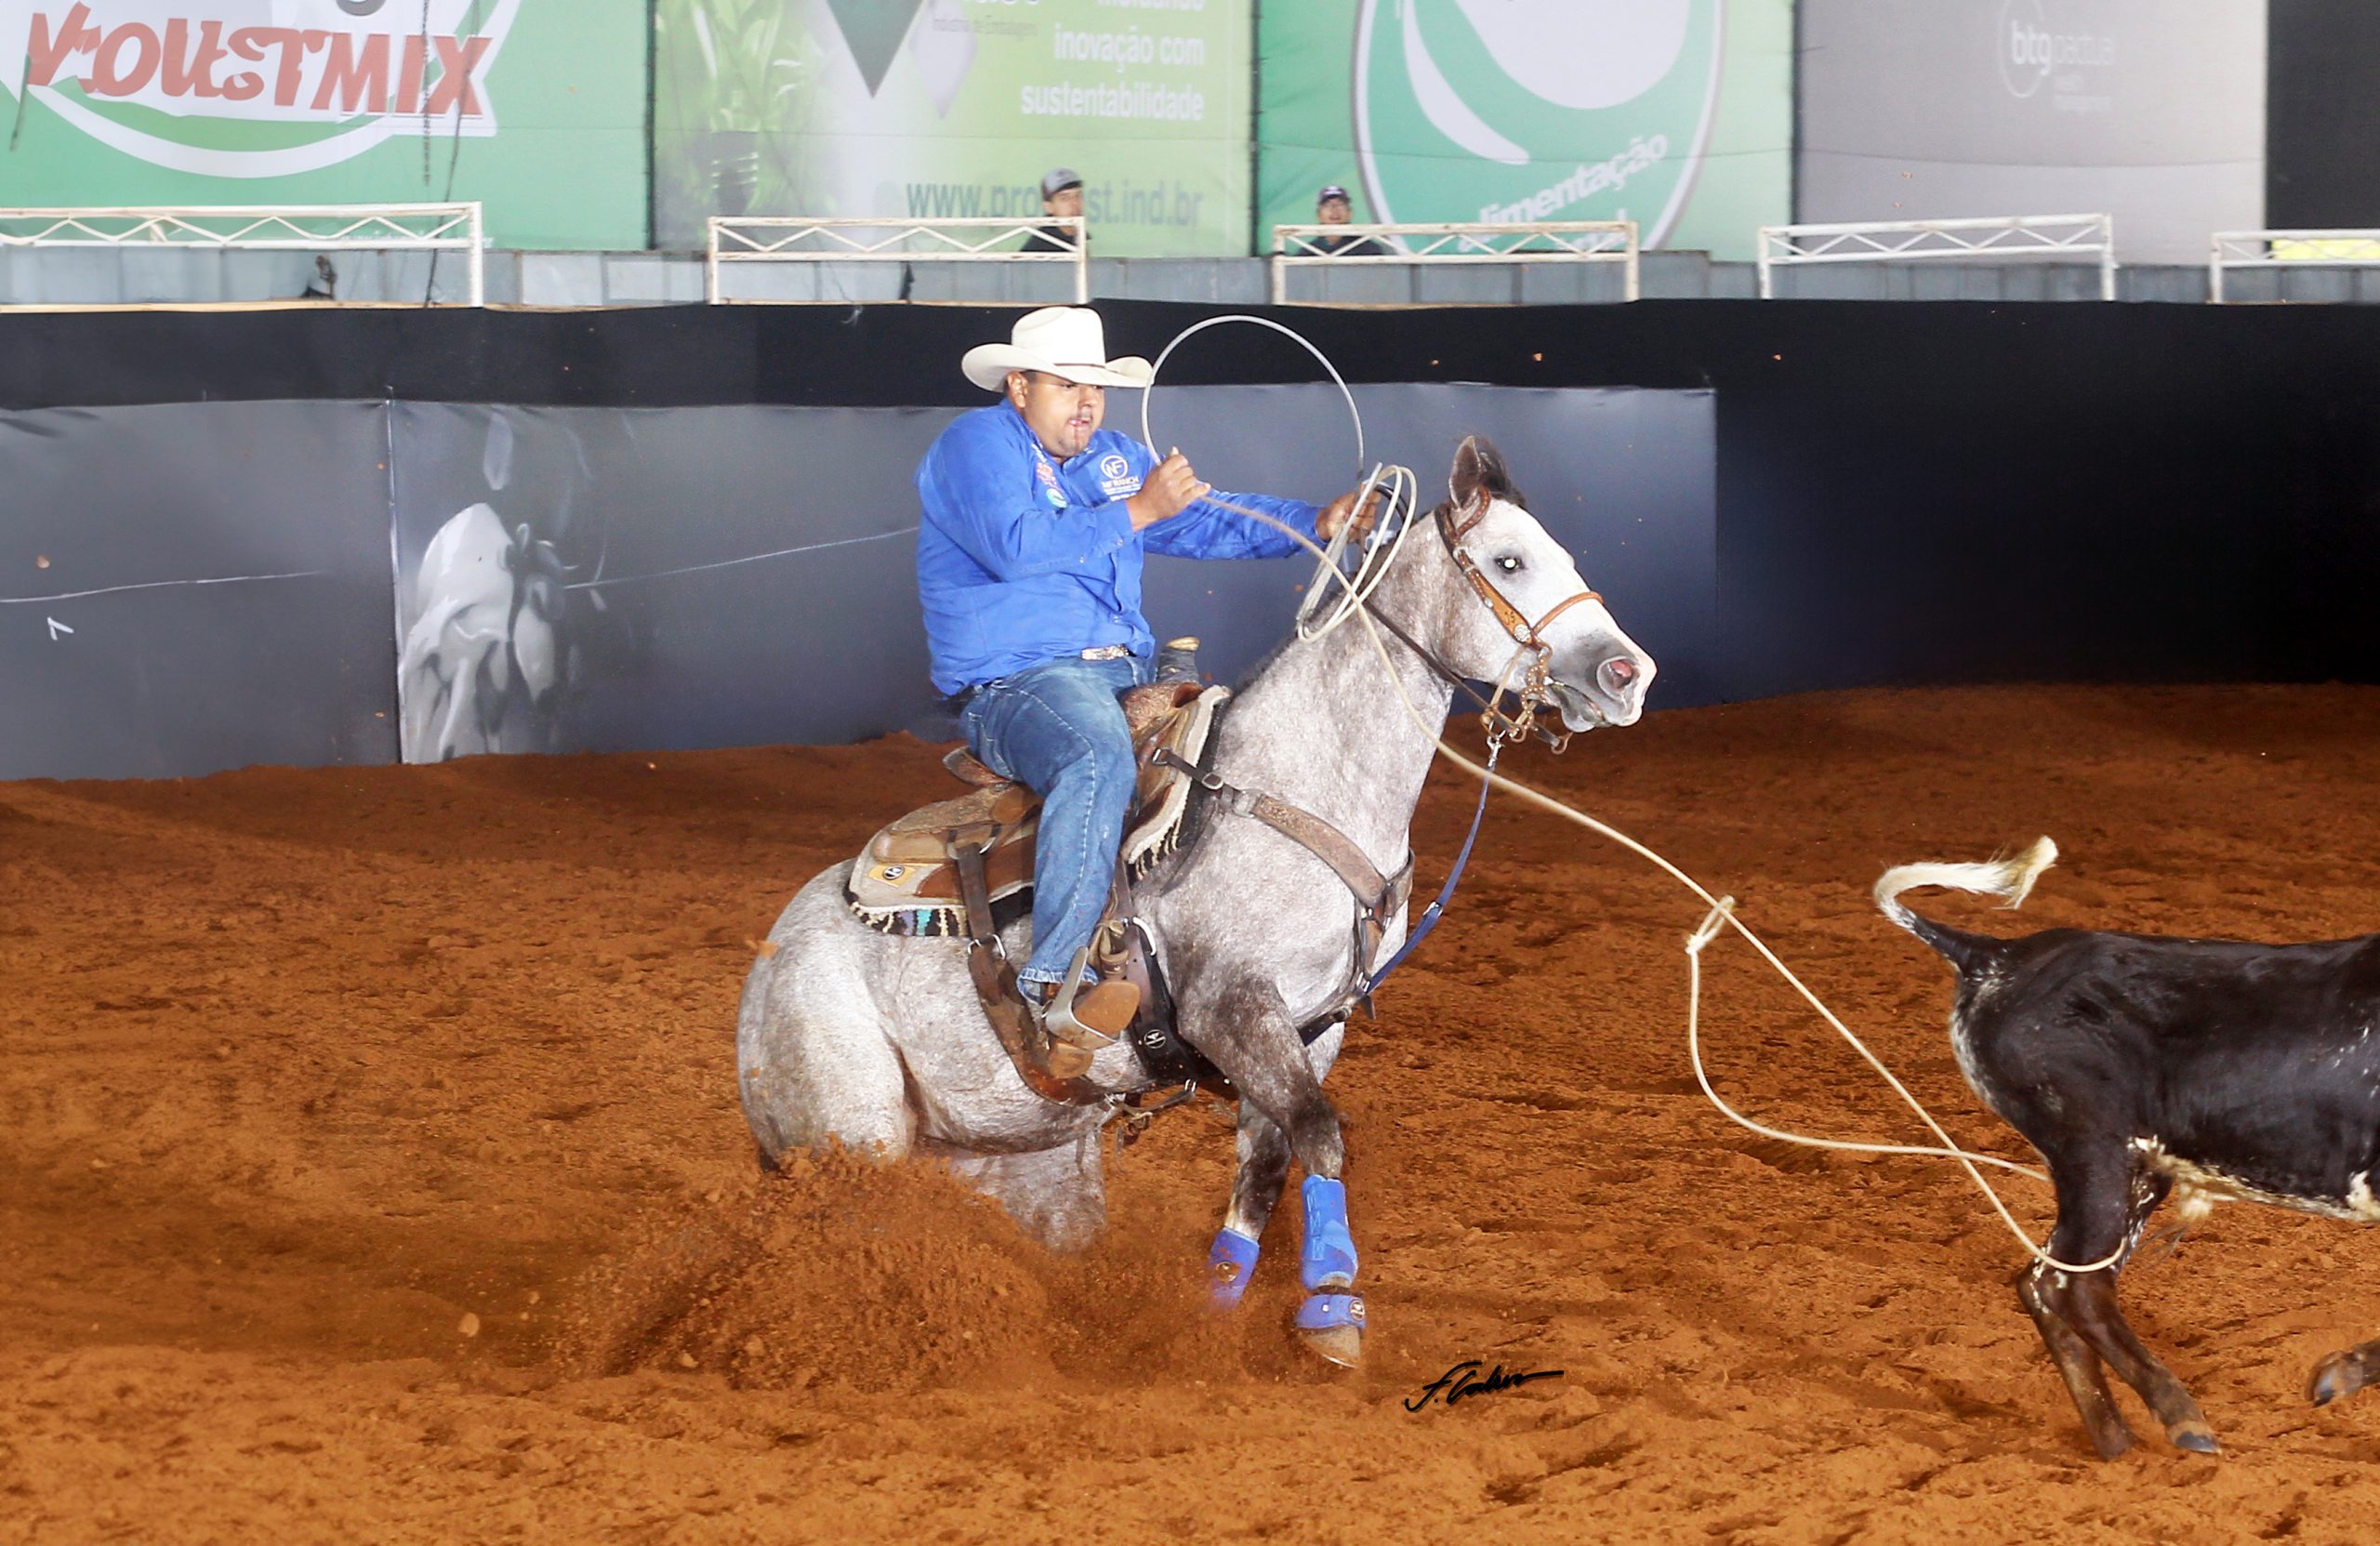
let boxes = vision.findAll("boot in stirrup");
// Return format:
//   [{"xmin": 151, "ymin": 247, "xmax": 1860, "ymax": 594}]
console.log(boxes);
[{"xmin": 1026, "ymin": 944, "xmax": 1139, "ymax": 1077}]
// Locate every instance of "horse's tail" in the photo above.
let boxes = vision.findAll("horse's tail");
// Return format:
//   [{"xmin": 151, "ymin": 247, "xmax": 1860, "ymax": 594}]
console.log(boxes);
[{"xmin": 1873, "ymin": 836, "xmax": 2057, "ymax": 976}]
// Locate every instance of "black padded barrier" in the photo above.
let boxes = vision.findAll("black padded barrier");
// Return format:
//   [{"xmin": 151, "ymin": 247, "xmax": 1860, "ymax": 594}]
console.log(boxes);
[{"xmin": 2270, "ymin": 0, "xmax": 2380, "ymax": 228}]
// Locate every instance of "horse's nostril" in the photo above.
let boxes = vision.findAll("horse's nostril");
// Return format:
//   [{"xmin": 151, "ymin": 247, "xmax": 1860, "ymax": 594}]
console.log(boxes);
[{"xmin": 1601, "ymin": 656, "xmax": 1638, "ymax": 691}]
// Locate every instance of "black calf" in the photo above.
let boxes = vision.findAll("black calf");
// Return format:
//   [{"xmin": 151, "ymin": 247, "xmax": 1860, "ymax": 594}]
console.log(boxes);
[{"xmin": 1877, "ymin": 837, "xmax": 2380, "ymax": 1460}]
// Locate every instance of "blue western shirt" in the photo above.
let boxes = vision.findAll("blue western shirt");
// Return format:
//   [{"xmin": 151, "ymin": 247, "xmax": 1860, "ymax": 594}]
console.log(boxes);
[{"xmin": 916, "ymin": 403, "xmax": 1323, "ymax": 694}]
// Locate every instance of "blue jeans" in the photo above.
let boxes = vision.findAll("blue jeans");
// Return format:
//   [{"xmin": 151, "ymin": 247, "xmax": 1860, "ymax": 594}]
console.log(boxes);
[{"xmin": 959, "ymin": 654, "xmax": 1153, "ymax": 986}]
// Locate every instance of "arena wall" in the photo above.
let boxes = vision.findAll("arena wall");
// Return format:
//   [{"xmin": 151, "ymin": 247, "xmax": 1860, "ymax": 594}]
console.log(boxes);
[{"xmin": 5, "ymin": 299, "xmax": 2374, "ymax": 780}]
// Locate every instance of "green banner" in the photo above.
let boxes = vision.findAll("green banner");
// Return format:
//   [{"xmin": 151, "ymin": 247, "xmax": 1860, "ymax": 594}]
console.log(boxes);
[
  {"xmin": 0, "ymin": 1, "xmax": 647, "ymax": 250},
  {"xmin": 1257, "ymin": 0, "xmax": 1789, "ymax": 259},
  {"xmin": 655, "ymin": 0, "xmax": 1252, "ymax": 257}
]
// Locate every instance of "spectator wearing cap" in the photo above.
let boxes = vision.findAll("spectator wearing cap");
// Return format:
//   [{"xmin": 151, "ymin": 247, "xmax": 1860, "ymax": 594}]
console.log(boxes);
[
  {"xmin": 1310, "ymin": 184, "xmax": 1390, "ymax": 258},
  {"xmin": 1025, "ymin": 167, "xmax": 1087, "ymax": 254}
]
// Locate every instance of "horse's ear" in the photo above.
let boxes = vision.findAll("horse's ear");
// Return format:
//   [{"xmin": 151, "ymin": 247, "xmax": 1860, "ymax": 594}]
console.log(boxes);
[{"xmin": 1449, "ymin": 435, "xmax": 1514, "ymax": 511}]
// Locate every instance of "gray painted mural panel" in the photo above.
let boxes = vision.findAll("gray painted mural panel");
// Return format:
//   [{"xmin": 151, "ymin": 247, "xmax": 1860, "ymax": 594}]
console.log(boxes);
[
  {"xmin": 1143, "ymin": 384, "xmax": 1718, "ymax": 706},
  {"xmin": 387, "ymin": 387, "xmax": 1713, "ymax": 761},
  {"xmin": 0, "ymin": 402, "xmax": 398, "ymax": 782},
  {"xmin": 389, "ymin": 403, "xmax": 954, "ymax": 760},
  {"xmin": 5, "ymin": 388, "xmax": 1711, "ymax": 781}
]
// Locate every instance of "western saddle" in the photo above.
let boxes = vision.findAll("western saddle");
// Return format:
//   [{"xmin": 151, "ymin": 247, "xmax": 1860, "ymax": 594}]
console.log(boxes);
[{"xmin": 842, "ymin": 641, "xmax": 1411, "ymax": 1108}]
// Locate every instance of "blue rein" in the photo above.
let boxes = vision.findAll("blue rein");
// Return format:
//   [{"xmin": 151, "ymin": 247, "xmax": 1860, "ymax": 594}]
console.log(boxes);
[{"xmin": 1364, "ymin": 743, "xmax": 1500, "ymax": 995}]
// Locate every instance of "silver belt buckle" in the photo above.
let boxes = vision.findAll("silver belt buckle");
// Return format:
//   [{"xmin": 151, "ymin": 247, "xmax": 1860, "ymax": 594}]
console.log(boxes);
[{"xmin": 1079, "ymin": 643, "xmax": 1130, "ymax": 662}]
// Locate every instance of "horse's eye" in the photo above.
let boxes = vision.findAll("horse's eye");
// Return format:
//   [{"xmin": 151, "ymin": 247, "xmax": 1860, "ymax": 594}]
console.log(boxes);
[{"xmin": 1496, "ymin": 554, "xmax": 1524, "ymax": 574}]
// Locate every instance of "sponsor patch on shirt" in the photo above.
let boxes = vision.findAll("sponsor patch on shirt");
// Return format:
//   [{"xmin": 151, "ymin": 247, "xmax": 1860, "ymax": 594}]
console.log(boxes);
[
  {"xmin": 1034, "ymin": 455, "xmax": 1066, "ymax": 508},
  {"xmin": 1098, "ymin": 453, "xmax": 1137, "ymax": 498}
]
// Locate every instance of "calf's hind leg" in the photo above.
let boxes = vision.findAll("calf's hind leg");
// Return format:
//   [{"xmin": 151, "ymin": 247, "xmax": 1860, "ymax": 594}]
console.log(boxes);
[
  {"xmin": 2016, "ymin": 1265, "xmax": 2134, "ymax": 1460},
  {"xmin": 2027, "ymin": 1150, "xmax": 2216, "ymax": 1456}
]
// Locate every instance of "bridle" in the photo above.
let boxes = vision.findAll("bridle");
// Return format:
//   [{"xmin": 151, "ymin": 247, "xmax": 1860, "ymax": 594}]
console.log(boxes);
[
  {"xmin": 1349, "ymin": 482, "xmax": 1612, "ymax": 755},
  {"xmin": 1434, "ymin": 488, "xmax": 1610, "ymax": 749}
]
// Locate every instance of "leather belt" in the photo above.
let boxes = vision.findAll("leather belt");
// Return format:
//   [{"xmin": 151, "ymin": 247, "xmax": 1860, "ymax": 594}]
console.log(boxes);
[{"xmin": 953, "ymin": 644, "xmax": 1136, "ymax": 706}]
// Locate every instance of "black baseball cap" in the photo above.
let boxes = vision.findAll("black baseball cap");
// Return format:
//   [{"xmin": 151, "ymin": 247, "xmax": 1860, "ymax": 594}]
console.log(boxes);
[{"xmin": 1316, "ymin": 185, "xmax": 1352, "ymax": 205}]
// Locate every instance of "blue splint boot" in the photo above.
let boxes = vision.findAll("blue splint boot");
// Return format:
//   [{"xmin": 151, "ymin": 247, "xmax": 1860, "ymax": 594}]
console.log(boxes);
[{"xmin": 1207, "ymin": 1227, "xmax": 1260, "ymax": 1310}]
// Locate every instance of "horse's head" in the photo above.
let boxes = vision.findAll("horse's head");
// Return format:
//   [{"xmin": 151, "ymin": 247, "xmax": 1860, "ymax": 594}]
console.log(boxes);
[{"xmin": 1404, "ymin": 436, "xmax": 1655, "ymax": 733}]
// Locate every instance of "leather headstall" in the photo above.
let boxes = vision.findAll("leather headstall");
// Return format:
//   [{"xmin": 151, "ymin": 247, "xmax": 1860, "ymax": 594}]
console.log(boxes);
[
  {"xmin": 1431, "ymin": 494, "xmax": 1607, "ymax": 748},
  {"xmin": 1435, "ymin": 494, "xmax": 1604, "ymax": 657}
]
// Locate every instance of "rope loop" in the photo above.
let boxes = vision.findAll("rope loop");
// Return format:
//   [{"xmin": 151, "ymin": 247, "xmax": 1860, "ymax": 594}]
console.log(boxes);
[{"xmin": 1686, "ymin": 897, "xmax": 1735, "ymax": 957}]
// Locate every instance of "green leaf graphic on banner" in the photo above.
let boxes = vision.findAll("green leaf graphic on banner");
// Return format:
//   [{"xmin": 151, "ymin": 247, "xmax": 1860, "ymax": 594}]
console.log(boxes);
[
  {"xmin": 1257, "ymin": 0, "xmax": 1789, "ymax": 261},
  {"xmin": 821, "ymin": 0, "xmax": 925, "ymax": 95},
  {"xmin": 656, "ymin": 0, "xmax": 1255, "ymax": 256},
  {"xmin": 1356, "ymin": 0, "xmax": 1720, "ymax": 242}
]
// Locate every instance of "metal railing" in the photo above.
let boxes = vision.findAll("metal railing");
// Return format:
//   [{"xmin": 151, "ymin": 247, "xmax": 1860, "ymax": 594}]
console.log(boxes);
[
  {"xmin": 1757, "ymin": 214, "xmax": 2118, "ymax": 300},
  {"xmin": 0, "ymin": 203, "xmax": 485, "ymax": 306},
  {"xmin": 706, "ymin": 216, "xmax": 1087, "ymax": 304},
  {"xmin": 1270, "ymin": 220, "xmax": 1638, "ymax": 305},
  {"xmin": 2209, "ymin": 230, "xmax": 2380, "ymax": 302}
]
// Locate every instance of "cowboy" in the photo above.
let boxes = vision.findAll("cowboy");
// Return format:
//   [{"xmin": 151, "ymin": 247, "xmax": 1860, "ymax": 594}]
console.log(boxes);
[{"xmin": 917, "ymin": 306, "xmax": 1374, "ymax": 1058}]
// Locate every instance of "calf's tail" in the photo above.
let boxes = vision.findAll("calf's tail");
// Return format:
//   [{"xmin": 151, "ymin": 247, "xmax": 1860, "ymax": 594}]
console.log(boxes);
[{"xmin": 1873, "ymin": 836, "xmax": 2058, "ymax": 975}]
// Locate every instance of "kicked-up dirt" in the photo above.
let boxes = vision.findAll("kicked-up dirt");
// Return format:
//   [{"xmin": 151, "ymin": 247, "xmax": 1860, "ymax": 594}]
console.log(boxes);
[{"xmin": 8, "ymin": 685, "xmax": 2380, "ymax": 1544}]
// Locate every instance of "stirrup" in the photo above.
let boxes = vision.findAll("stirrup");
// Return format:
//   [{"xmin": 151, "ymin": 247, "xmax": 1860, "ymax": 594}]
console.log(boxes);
[
  {"xmin": 1041, "ymin": 966, "xmax": 1140, "ymax": 1053},
  {"xmin": 1037, "ymin": 939, "xmax": 1137, "ymax": 1050}
]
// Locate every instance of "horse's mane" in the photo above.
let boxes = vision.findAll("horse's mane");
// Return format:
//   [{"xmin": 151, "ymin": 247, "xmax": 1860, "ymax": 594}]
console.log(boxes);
[{"xmin": 1143, "ymin": 439, "xmax": 1527, "ymax": 893}]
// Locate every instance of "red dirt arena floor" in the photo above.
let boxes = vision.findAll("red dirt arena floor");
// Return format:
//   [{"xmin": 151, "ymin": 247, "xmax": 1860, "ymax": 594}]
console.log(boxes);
[{"xmin": 9, "ymin": 684, "xmax": 2380, "ymax": 1544}]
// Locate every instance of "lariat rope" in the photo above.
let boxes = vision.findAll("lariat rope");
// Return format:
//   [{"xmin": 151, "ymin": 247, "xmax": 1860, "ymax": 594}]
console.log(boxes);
[
  {"xmin": 1208, "ymin": 490, "xmax": 2120, "ymax": 1275},
  {"xmin": 1139, "ymin": 319, "xmax": 2118, "ymax": 1273}
]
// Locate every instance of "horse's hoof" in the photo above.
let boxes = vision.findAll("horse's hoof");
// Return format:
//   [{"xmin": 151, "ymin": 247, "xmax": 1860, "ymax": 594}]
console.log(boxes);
[
  {"xmin": 2309, "ymin": 1351, "xmax": 2366, "ymax": 1407},
  {"xmin": 1300, "ymin": 1323, "xmax": 1365, "ymax": 1368},
  {"xmin": 2168, "ymin": 1421, "xmax": 2220, "ymax": 1455},
  {"xmin": 1207, "ymin": 1228, "xmax": 1260, "ymax": 1311},
  {"xmin": 1295, "ymin": 1292, "xmax": 1365, "ymax": 1368}
]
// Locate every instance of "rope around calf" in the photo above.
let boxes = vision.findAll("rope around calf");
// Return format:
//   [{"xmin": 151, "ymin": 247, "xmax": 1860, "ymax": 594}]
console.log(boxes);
[{"xmin": 1135, "ymin": 320, "xmax": 2119, "ymax": 1272}]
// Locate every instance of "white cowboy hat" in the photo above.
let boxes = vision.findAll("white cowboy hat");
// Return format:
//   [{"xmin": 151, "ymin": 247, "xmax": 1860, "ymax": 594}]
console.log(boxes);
[{"xmin": 961, "ymin": 307, "xmax": 1154, "ymax": 391}]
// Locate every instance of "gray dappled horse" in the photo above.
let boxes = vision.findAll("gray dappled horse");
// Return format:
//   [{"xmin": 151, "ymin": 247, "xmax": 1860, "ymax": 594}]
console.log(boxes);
[{"xmin": 736, "ymin": 439, "xmax": 1654, "ymax": 1363}]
